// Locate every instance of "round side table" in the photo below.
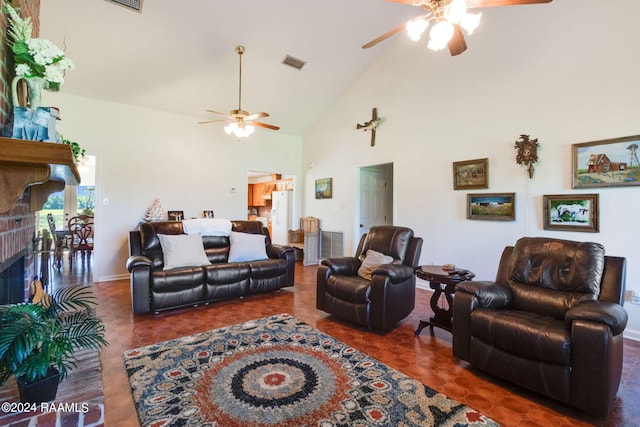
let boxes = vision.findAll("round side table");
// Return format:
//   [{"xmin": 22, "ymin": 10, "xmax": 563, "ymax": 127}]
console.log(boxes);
[{"xmin": 415, "ymin": 265, "xmax": 475, "ymax": 335}]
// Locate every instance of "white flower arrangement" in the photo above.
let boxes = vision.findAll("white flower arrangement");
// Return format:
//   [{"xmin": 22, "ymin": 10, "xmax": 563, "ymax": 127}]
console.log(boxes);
[{"xmin": 3, "ymin": 2, "xmax": 74, "ymax": 91}]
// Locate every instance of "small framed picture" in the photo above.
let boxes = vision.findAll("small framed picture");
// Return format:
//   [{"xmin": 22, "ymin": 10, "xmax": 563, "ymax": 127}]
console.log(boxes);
[
  {"xmin": 167, "ymin": 210, "xmax": 184, "ymax": 221},
  {"xmin": 543, "ymin": 194, "xmax": 599, "ymax": 232},
  {"xmin": 572, "ymin": 134, "xmax": 640, "ymax": 189},
  {"xmin": 203, "ymin": 210, "xmax": 215, "ymax": 218},
  {"xmin": 315, "ymin": 178, "xmax": 332, "ymax": 199},
  {"xmin": 467, "ymin": 193, "xmax": 515, "ymax": 221},
  {"xmin": 453, "ymin": 158, "xmax": 488, "ymax": 190}
]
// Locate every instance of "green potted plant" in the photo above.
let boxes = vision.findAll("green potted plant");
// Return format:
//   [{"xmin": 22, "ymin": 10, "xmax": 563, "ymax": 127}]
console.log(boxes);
[
  {"xmin": 0, "ymin": 285, "xmax": 108, "ymax": 403},
  {"xmin": 61, "ymin": 136, "xmax": 86, "ymax": 164}
]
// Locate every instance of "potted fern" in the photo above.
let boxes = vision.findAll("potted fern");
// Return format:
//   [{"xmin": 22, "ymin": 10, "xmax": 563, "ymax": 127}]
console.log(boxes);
[{"xmin": 0, "ymin": 285, "xmax": 108, "ymax": 403}]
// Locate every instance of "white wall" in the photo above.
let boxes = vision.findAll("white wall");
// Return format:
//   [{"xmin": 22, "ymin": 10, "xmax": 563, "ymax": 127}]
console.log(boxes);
[
  {"xmin": 43, "ymin": 93, "xmax": 303, "ymax": 283},
  {"xmin": 301, "ymin": 0, "xmax": 640, "ymax": 337}
]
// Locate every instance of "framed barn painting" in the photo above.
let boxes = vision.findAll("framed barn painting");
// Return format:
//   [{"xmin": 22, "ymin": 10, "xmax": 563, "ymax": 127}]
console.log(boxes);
[
  {"xmin": 453, "ymin": 158, "xmax": 488, "ymax": 190},
  {"xmin": 572, "ymin": 134, "xmax": 640, "ymax": 188},
  {"xmin": 467, "ymin": 193, "xmax": 515, "ymax": 221},
  {"xmin": 543, "ymin": 194, "xmax": 599, "ymax": 232}
]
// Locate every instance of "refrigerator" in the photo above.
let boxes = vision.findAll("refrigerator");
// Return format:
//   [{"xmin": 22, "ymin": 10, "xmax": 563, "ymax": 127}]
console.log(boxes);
[{"xmin": 271, "ymin": 190, "xmax": 292, "ymax": 245}]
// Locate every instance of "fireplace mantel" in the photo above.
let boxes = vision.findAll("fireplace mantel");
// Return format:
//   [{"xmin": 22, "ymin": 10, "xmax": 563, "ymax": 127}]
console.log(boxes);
[{"xmin": 0, "ymin": 136, "xmax": 81, "ymax": 214}]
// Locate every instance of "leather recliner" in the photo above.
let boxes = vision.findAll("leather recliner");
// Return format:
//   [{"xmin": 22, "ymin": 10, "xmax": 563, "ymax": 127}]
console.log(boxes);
[
  {"xmin": 452, "ymin": 237, "xmax": 627, "ymax": 418},
  {"xmin": 316, "ymin": 226, "xmax": 423, "ymax": 332}
]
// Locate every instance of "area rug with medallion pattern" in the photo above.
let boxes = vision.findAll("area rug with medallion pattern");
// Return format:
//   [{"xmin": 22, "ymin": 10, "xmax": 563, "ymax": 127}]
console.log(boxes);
[{"xmin": 123, "ymin": 313, "xmax": 498, "ymax": 427}]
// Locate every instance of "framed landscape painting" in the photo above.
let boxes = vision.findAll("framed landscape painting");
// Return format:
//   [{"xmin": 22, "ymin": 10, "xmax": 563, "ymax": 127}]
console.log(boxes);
[
  {"xmin": 467, "ymin": 193, "xmax": 515, "ymax": 221},
  {"xmin": 572, "ymin": 134, "xmax": 640, "ymax": 188},
  {"xmin": 453, "ymin": 158, "xmax": 488, "ymax": 190},
  {"xmin": 543, "ymin": 194, "xmax": 599, "ymax": 232}
]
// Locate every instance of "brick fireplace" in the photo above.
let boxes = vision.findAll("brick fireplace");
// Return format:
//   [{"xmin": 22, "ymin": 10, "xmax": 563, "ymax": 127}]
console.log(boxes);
[
  {"xmin": 0, "ymin": 1, "xmax": 42, "ymax": 303},
  {"xmin": 0, "ymin": 193, "xmax": 36, "ymax": 304}
]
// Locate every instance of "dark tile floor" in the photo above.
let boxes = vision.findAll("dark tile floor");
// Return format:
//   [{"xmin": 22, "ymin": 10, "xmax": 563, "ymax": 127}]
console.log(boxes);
[{"xmin": 61, "ymin": 259, "xmax": 640, "ymax": 426}]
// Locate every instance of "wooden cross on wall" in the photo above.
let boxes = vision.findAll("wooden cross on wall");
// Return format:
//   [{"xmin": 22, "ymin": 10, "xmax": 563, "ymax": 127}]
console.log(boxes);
[{"xmin": 356, "ymin": 107, "xmax": 381, "ymax": 147}]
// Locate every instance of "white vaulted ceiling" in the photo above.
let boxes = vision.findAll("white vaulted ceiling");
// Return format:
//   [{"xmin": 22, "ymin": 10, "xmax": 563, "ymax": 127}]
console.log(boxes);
[{"xmin": 39, "ymin": 0, "xmax": 419, "ymax": 136}]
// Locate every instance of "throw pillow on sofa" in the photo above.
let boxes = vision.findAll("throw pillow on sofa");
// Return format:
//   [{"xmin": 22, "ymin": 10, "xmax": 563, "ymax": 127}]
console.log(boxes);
[
  {"xmin": 357, "ymin": 249, "xmax": 393, "ymax": 280},
  {"xmin": 228, "ymin": 231, "xmax": 268, "ymax": 262},
  {"xmin": 158, "ymin": 233, "xmax": 211, "ymax": 270}
]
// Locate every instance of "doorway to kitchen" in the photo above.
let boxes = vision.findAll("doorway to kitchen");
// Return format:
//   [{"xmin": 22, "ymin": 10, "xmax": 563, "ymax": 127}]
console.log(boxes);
[{"xmin": 247, "ymin": 171, "xmax": 297, "ymax": 245}]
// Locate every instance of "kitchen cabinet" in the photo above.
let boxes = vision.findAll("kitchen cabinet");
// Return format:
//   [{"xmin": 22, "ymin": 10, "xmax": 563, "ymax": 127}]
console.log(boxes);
[
  {"xmin": 247, "ymin": 184, "xmax": 254, "ymax": 206},
  {"xmin": 262, "ymin": 183, "xmax": 274, "ymax": 201},
  {"xmin": 251, "ymin": 183, "xmax": 275, "ymax": 207},
  {"xmin": 252, "ymin": 183, "xmax": 265, "ymax": 206}
]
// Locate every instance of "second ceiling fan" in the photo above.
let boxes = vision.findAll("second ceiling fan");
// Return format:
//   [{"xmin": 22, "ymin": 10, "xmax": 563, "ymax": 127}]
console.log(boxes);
[
  {"xmin": 200, "ymin": 46, "xmax": 279, "ymax": 137},
  {"xmin": 363, "ymin": 0, "xmax": 553, "ymax": 56}
]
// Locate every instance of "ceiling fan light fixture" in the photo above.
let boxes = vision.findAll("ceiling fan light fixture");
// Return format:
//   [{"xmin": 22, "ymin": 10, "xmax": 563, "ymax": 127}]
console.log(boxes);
[
  {"xmin": 406, "ymin": 17, "xmax": 429, "ymax": 41},
  {"xmin": 444, "ymin": 0, "xmax": 468, "ymax": 24},
  {"xmin": 362, "ymin": 0, "xmax": 552, "ymax": 56},
  {"xmin": 201, "ymin": 45, "xmax": 279, "ymax": 136},
  {"xmin": 225, "ymin": 122, "xmax": 255, "ymax": 138},
  {"xmin": 460, "ymin": 12, "xmax": 482, "ymax": 35},
  {"xmin": 428, "ymin": 21, "xmax": 454, "ymax": 51}
]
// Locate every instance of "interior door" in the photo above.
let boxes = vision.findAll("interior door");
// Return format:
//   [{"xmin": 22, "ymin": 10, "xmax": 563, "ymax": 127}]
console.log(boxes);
[{"xmin": 359, "ymin": 168, "xmax": 389, "ymax": 240}]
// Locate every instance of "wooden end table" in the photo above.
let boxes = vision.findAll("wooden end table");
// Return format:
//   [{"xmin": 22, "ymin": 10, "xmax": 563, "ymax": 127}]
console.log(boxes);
[{"xmin": 415, "ymin": 265, "xmax": 475, "ymax": 335}]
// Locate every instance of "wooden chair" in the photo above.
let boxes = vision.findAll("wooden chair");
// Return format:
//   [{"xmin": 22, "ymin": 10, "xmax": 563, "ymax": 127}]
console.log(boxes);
[
  {"xmin": 47, "ymin": 213, "xmax": 70, "ymax": 270},
  {"xmin": 67, "ymin": 215, "xmax": 94, "ymax": 268}
]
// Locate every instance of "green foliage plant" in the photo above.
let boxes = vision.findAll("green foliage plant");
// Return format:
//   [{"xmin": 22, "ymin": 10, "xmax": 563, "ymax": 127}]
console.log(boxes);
[
  {"xmin": 61, "ymin": 136, "xmax": 86, "ymax": 163},
  {"xmin": 0, "ymin": 286, "xmax": 108, "ymax": 385}
]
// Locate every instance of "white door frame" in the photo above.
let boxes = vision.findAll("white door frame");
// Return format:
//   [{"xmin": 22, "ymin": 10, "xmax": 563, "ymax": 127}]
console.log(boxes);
[{"xmin": 354, "ymin": 162, "xmax": 394, "ymax": 252}]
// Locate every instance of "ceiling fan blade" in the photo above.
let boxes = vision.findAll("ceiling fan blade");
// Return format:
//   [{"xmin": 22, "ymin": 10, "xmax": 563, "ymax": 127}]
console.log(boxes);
[
  {"xmin": 245, "ymin": 112, "xmax": 269, "ymax": 121},
  {"xmin": 468, "ymin": 0, "xmax": 552, "ymax": 7},
  {"xmin": 205, "ymin": 110, "xmax": 233, "ymax": 119},
  {"xmin": 448, "ymin": 25, "xmax": 467, "ymax": 56},
  {"xmin": 251, "ymin": 121, "xmax": 280, "ymax": 131},
  {"xmin": 198, "ymin": 119, "xmax": 232, "ymax": 125},
  {"xmin": 362, "ymin": 22, "xmax": 407, "ymax": 49}
]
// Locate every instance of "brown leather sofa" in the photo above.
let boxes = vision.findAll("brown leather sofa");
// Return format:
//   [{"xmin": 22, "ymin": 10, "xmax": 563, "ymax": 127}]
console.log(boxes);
[
  {"xmin": 126, "ymin": 220, "xmax": 295, "ymax": 314},
  {"xmin": 453, "ymin": 237, "xmax": 627, "ymax": 417},
  {"xmin": 316, "ymin": 226, "xmax": 423, "ymax": 332}
]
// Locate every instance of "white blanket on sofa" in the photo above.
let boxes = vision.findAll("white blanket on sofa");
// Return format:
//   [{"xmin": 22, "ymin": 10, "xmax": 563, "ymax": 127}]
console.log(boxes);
[{"xmin": 182, "ymin": 218, "xmax": 232, "ymax": 236}]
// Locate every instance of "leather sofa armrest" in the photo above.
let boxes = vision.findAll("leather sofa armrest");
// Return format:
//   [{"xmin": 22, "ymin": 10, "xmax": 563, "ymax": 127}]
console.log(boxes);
[
  {"xmin": 456, "ymin": 281, "xmax": 512, "ymax": 309},
  {"xmin": 268, "ymin": 244, "xmax": 294, "ymax": 259},
  {"xmin": 126, "ymin": 255, "xmax": 152, "ymax": 272},
  {"xmin": 372, "ymin": 264, "xmax": 414, "ymax": 284},
  {"xmin": 320, "ymin": 257, "xmax": 361, "ymax": 275},
  {"xmin": 566, "ymin": 301, "xmax": 628, "ymax": 336},
  {"xmin": 126, "ymin": 255, "xmax": 152, "ymax": 314}
]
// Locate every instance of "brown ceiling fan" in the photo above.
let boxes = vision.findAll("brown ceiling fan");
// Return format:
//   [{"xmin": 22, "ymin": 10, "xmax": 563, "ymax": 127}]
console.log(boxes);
[
  {"xmin": 200, "ymin": 46, "xmax": 279, "ymax": 137},
  {"xmin": 363, "ymin": 0, "xmax": 553, "ymax": 56}
]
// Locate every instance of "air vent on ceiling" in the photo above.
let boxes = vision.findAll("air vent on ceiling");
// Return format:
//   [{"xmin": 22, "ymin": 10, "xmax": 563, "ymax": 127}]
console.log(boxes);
[
  {"xmin": 104, "ymin": 0, "xmax": 143, "ymax": 13},
  {"xmin": 282, "ymin": 55, "xmax": 306, "ymax": 70}
]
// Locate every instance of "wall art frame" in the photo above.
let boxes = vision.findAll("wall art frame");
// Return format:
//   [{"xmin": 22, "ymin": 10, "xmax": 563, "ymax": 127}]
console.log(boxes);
[
  {"xmin": 315, "ymin": 178, "xmax": 332, "ymax": 199},
  {"xmin": 543, "ymin": 194, "xmax": 599, "ymax": 232},
  {"xmin": 167, "ymin": 210, "xmax": 184, "ymax": 221},
  {"xmin": 467, "ymin": 192, "xmax": 515, "ymax": 221},
  {"xmin": 203, "ymin": 210, "xmax": 215, "ymax": 218},
  {"xmin": 453, "ymin": 158, "xmax": 488, "ymax": 190},
  {"xmin": 572, "ymin": 134, "xmax": 640, "ymax": 188}
]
